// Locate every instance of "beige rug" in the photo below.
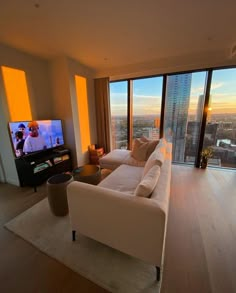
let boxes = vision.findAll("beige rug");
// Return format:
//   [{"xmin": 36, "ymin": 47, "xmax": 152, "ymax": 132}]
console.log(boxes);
[{"xmin": 5, "ymin": 199, "xmax": 161, "ymax": 293}]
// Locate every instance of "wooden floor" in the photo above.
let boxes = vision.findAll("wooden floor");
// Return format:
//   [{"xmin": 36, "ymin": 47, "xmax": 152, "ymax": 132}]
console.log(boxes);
[
  {"xmin": 162, "ymin": 165, "xmax": 236, "ymax": 293},
  {"xmin": 0, "ymin": 165, "xmax": 235, "ymax": 293}
]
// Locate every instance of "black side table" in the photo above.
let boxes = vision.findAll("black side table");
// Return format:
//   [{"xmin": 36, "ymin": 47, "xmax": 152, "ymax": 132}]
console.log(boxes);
[{"xmin": 73, "ymin": 164, "xmax": 101, "ymax": 185}]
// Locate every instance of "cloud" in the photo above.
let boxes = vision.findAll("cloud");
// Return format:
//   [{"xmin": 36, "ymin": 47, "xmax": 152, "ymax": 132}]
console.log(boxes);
[
  {"xmin": 134, "ymin": 94, "xmax": 161, "ymax": 99},
  {"xmin": 133, "ymin": 95, "xmax": 161, "ymax": 107},
  {"xmin": 210, "ymin": 82, "xmax": 225, "ymax": 90},
  {"xmin": 190, "ymin": 82, "xmax": 225, "ymax": 95},
  {"xmin": 191, "ymin": 86, "xmax": 205, "ymax": 95}
]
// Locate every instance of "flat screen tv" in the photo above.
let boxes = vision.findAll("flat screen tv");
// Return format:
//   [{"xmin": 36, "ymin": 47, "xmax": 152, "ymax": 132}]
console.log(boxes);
[{"xmin": 8, "ymin": 119, "xmax": 65, "ymax": 157}]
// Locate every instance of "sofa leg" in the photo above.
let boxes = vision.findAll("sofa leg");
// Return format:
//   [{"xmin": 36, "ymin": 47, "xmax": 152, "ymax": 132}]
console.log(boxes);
[
  {"xmin": 72, "ymin": 230, "xmax": 76, "ymax": 241},
  {"xmin": 156, "ymin": 266, "xmax": 160, "ymax": 281}
]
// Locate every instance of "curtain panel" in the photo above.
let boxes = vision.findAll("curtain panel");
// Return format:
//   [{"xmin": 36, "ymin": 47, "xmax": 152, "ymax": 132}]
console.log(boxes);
[{"xmin": 94, "ymin": 77, "xmax": 111, "ymax": 153}]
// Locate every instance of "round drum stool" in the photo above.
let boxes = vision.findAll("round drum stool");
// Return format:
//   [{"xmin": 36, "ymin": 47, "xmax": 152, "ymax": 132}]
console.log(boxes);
[{"xmin": 47, "ymin": 173, "xmax": 73, "ymax": 216}]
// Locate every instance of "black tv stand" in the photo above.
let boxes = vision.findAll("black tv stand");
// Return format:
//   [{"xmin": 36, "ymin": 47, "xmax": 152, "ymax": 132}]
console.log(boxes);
[
  {"xmin": 53, "ymin": 148, "xmax": 69, "ymax": 155},
  {"xmin": 15, "ymin": 148, "xmax": 73, "ymax": 191}
]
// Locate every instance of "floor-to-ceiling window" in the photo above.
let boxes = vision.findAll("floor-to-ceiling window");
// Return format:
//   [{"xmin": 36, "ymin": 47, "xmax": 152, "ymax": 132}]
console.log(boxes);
[
  {"xmin": 110, "ymin": 77, "xmax": 163, "ymax": 149},
  {"xmin": 164, "ymin": 71, "xmax": 207, "ymax": 163},
  {"xmin": 202, "ymin": 68, "xmax": 236, "ymax": 168},
  {"xmin": 110, "ymin": 81, "xmax": 128, "ymax": 149},
  {"xmin": 109, "ymin": 66, "xmax": 236, "ymax": 170},
  {"xmin": 133, "ymin": 77, "xmax": 163, "ymax": 141}
]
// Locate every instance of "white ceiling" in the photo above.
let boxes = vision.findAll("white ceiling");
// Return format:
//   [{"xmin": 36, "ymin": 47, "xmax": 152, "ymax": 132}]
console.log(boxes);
[{"xmin": 0, "ymin": 0, "xmax": 236, "ymax": 74}]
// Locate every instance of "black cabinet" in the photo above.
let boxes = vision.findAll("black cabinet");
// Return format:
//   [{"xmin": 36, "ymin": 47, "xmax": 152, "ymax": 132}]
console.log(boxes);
[{"xmin": 15, "ymin": 148, "xmax": 73, "ymax": 189}]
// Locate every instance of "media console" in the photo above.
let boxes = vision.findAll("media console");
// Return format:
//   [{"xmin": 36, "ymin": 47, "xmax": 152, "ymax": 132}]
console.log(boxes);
[{"xmin": 15, "ymin": 148, "xmax": 73, "ymax": 191}]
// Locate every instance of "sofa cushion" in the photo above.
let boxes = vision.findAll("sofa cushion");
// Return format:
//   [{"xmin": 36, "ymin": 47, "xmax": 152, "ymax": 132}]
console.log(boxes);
[
  {"xmin": 99, "ymin": 149, "xmax": 131, "ymax": 170},
  {"xmin": 142, "ymin": 144, "xmax": 166, "ymax": 177},
  {"xmin": 131, "ymin": 138, "xmax": 149, "ymax": 161},
  {"xmin": 123, "ymin": 156, "xmax": 146, "ymax": 167},
  {"xmin": 140, "ymin": 136, "xmax": 159, "ymax": 159},
  {"xmin": 135, "ymin": 165, "xmax": 161, "ymax": 198},
  {"xmin": 98, "ymin": 164, "xmax": 143, "ymax": 195}
]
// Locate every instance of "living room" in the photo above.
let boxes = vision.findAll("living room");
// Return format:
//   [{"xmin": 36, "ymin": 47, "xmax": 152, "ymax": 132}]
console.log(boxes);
[{"xmin": 0, "ymin": 1, "xmax": 236, "ymax": 292}]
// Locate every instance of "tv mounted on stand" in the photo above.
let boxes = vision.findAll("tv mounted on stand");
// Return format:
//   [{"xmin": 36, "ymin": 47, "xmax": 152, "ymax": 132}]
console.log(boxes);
[
  {"xmin": 8, "ymin": 119, "xmax": 72, "ymax": 190},
  {"xmin": 8, "ymin": 119, "xmax": 65, "ymax": 157}
]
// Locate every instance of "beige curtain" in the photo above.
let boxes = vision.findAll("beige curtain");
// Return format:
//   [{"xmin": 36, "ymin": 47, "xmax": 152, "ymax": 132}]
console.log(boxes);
[{"xmin": 94, "ymin": 77, "xmax": 111, "ymax": 153}]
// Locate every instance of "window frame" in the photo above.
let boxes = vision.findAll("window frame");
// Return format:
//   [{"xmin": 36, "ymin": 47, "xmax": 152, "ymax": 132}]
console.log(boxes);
[{"xmin": 109, "ymin": 65, "xmax": 236, "ymax": 169}]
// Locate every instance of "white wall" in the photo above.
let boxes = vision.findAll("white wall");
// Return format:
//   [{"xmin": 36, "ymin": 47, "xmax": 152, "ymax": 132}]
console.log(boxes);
[
  {"xmin": 0, "ymin": 72, "xmax": 16, "ymax": 184},
  {"xmin": 0, "ymin": 43, "xmax": 53, "ymax": 185},
  {"xmin": 49, "ymin": 57, "xmax": 77, "ymax": 167},
  {"xmin": 67, "ymin": 57, "xmax": 97, "ymax": 166},
  {"xmin": 49, "ymin": 56, "xmax": 97, "ymax": 168}
]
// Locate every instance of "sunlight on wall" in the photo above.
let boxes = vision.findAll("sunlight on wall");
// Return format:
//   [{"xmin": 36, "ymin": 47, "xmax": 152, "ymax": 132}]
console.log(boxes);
[
  {"xmin": 1, "ymin": 66, "xmax": 32, "ymax": 121},
  {"xmin": 75, "ymin": 75, "xmax": 91, "ymax": 152}
]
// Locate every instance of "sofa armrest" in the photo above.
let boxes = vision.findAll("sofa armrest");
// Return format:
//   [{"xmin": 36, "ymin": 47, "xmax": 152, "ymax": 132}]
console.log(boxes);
[{"xmin": 67, "ymin": 181, "xmax": 166, "ymax": 266}]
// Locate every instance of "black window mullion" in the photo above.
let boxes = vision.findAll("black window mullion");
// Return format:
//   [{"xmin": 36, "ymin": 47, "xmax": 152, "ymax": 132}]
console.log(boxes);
[
  {"xmin": 160, "ymin": 75, "xmax": 167, "ymax": 138},
  {"xmin": 195, "ymin": 70, "xmax": 213, "ymax": 167},
  {"xmin": 127, "ymin": 80, "xmax": 133, "ymax": 150}
]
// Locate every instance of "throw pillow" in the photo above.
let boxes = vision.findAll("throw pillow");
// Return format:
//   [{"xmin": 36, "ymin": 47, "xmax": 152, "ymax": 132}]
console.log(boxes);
[
  {"xmin": 146, "ymin": 140, "xmax": 159, "ymax": 159},
  {"xmin": 131, "ymin": 138, "xmax": 149, "ymax": 161},
  {"xmin": 135, "ymin": 165, "xmax": 161, "ymax": 198},
  {"xmin": 142, "ymin": 145, "xmax": 166, "ymax": 177},
  {"xmin": 140, "ymin": 136, "xmax": 159, "ymax": 160},
  {"xmin": 140, "ymin": 136, "xmax": 149, "ymax": 142}
]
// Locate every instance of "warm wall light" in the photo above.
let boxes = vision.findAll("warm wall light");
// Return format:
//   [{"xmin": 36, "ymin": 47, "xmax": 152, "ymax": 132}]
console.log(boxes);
[
  {"xmin": 208, "ymin": 107, "xmax": 212, "ymax": 111},
  {"xmin": 1, "ymin": 66, "xmax": 32, "ymax": 121},
  {"xmin": 75, "ymin": 75, "xmax": 91, "ymax": 153}
]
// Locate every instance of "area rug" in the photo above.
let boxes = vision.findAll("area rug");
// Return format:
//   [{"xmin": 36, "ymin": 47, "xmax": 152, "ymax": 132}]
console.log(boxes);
[{"xmin": 4, "ymin": 199, "xmax": 161, "ymax": 293}]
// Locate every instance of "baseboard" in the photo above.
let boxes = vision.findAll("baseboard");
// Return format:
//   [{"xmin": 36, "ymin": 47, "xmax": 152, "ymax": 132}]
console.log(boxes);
[{"xmin": 6, "ymin": 177, "xmax": 20, "ymax": 186}]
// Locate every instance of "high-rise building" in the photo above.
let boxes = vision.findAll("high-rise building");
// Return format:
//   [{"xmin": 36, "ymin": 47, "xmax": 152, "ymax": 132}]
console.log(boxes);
[
  {"xmin": 196, "ymin": 94, "xmax": 205, "ymax": 122},
  {"xmin": 148, "ymin": 128, "xmax": 160, "ymax": 140},
  {"xmin": 154, "ymin": 117, "xmax": 160, "ymax": 128},
  {"xmin": 197, "ymin": 94, "xmax": 212, "ymax": 122},
  {"xmin": 164, "ymin": 74, "xmax": 192, "ymax": 161}
]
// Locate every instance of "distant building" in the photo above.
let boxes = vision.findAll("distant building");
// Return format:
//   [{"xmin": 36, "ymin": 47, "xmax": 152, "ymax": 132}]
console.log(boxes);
[
  {"xmin": 148, "ymin": 128, "xmax": 160, "ymax": 140},
  {"xmin": 203, "ymin": 123, "xmax": 218, "ymax": 147},
  {"xmin": 164, "ymin": 74, "xmax": 192, "ymax": 161},
  {"xmin": 196, "ymin": 94, "xmax": 205, "ymax": 122},
  {"xmin": 185, "ymin": 121, "xmax": 201, "ymax": 158},
  {"xmin": 154, "ymin": 118, "xmax": 160, "ymax": 128}
]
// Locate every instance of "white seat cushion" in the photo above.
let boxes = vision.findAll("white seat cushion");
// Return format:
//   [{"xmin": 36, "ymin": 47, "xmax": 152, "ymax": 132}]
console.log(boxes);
[
  {"xmin": 99, "ymin": 149, "xmax": 131, "ymax": 170},
  {"xmin": 99, "ymin": 164, "xmax": 144, "ymax": 195}
]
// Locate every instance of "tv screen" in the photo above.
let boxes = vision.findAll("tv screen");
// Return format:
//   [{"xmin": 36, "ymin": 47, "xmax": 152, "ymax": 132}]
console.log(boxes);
[{"xmin": 8, "ymin": 119, "xmax": 65, "ymax": 157}]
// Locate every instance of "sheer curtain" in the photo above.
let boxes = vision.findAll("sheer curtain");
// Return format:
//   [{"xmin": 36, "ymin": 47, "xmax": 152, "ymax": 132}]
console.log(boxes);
[{"xmin": 94, "ymin": 77, "xmax": 111, "ymax": 153}]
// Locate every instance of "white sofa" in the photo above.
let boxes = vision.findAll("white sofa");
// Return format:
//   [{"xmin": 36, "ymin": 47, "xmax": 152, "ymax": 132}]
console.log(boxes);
[{"xmin": 67, "ymin": 138, "xmax": 172, "ymax": 281}]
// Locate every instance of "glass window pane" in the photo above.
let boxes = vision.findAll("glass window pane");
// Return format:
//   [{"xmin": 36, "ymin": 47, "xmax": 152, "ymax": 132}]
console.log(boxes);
[
  {"xmin": 203, "ymin": 68, "xmax": 236, "ymax": 169},
  {"xmin": 110, "ymin": 81, "xmax": 128, "ymax": 149},
  {"xmin": 133, "ymin": 77, "xmax": 163, "ymax": 140},
  {"xmin": 164, "ymin": 72, "xmax": 207, "ymax": 163}
]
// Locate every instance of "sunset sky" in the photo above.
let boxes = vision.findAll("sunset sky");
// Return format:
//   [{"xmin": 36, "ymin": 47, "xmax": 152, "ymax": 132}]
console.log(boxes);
[{"xmin": 110, "ymin": 68, "xmax": 236, "ymax": 116}]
